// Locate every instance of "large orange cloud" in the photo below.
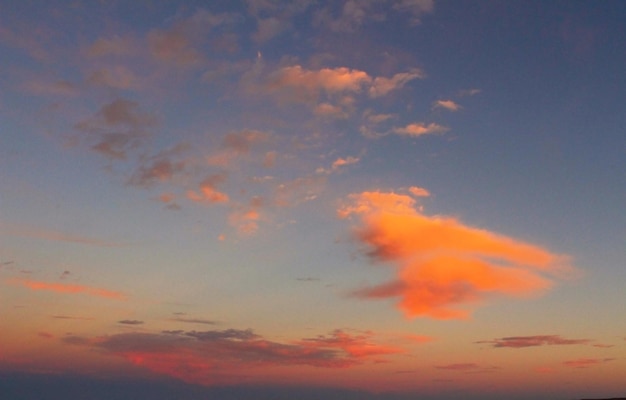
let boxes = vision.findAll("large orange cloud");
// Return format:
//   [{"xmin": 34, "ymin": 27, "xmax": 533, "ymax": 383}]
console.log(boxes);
[{"xmin": 339, "ymin": 191, "xmax": 572, "ymax": 319}]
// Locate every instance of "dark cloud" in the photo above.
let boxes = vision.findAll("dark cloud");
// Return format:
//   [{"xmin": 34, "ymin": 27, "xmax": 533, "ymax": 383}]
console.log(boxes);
[
  {"xmin": 118, "ymin": 320, "xmax": 144, "ymax": 325},
  {"xmin": 64, "ymin": 328, "xmax": 398, "ymax": 385},
  {"xmin": 75, "ymin": 98, "xmax": 157, "ymax": 160},
  {"xmin": 127, "ymin": 143, "xmax": 190, "ymax": 188},
  {"xmin": 169, "ymin": 317, "xmax": 217, "ymax": 325},
  {"xmin": 476, "ymin": 335, "xmax": 591, "ymax": 348}
]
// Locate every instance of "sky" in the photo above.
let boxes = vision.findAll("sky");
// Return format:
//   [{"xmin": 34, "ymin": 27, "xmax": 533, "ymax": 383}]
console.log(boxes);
[{"xmin": 1, "ymin": 1, "xmax": 625, "ymax": 399}]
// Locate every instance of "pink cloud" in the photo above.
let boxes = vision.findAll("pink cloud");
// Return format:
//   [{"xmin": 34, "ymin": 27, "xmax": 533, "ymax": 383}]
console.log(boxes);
[
  {"xmin": 338, "ymin": 191, "xmax": 571, "ymax": 319},
  {"xmin": 408, "ymin": 186, "xmax": 430, "ymax": 197},
  {"xmin": 8, "ymin": 278, "xmax": 127, "ymax": 300}
]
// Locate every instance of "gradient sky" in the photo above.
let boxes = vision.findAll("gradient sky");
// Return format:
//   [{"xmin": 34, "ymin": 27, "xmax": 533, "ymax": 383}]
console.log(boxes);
[{"xmin": 1, "ymin": 1, "xmax": 625, "ymax": 399}]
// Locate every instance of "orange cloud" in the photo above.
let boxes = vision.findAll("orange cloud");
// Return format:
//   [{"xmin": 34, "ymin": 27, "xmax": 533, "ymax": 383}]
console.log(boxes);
[
  {"xmin": 8, "ymin": 278, "xmax": 127, "ymax": 300},
  {"xmin": 186, "ymin": 174, "xmax": 229, "ymax": 204},
  {"xmin": 339, "ymin": 191, "xmax": 571, "ymax": 319},
  {"xmin": 393, "ymin": 122, "xmax": 448, "ymax": 137},
  {"xmin": 369, "ymin": 69, "xmax": 423, "ymax": 97}
]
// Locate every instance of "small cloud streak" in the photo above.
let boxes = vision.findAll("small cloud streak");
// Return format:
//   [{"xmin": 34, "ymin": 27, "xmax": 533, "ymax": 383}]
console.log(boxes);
[
  {"xmin": 477, "ymin": 335, "xmax": 590, "ymax": 348},
  {"xmin": 393, "ymin": 122, "xmax": 448, "ymax": 137},
  {"xmin": 435, "ymin": 363, "xmax": 479, "ymax": 371},
  {"xmin": 338, "ymin": 191, "xmax": 572, "ymax": 319},
  {"xmin": 169, "ymin": 317, "xmax": 217, "ymax": 325},
  {"xmin": 187, "ymin": 174, "xmax": 229, "ymax": 204},
  {"xmin": 118, "ymin": 320, "xmax": 144, "ymax": 325},
  {"xmin": 0, "ymin": 222, "xmax": 126, "ymax": 247},
  {"xmin": 8, "ymin": 278, "xmax": 127, "ymax": 300},
  {"xmin": 563, "ymin": 358, "xmax": 614, "ymax": 368}
]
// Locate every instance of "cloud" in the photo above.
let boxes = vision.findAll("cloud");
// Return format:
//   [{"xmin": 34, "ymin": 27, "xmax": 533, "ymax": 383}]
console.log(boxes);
[
  {"xmin": 435, "ymin": 363, "xmax": 479, "ymax": 371},
  {"xmin": 338, "ymin": 191, "xmax": 571, "ymax": 319},
  {"xmin": 8, "ymin": 278, "xmax": 127, "ymax": 300},
  {"xmin": 67, "ymin": 328, "xmax": 398, "ymax": 385},
  {"xmin": 128, "ymin": 144, "xmax": 190, "ymax": 188},
  {"xmin": 476, "ymin": 335, "xmax": 591, "ymax": 348},
  {"xmin": 332, "ymin": 156, "xmax": 360, "ymax": 170},
  {"xmin": 433, "ymin": 100, "xmax": 461, "ymax": 111},
  {"xmin": 87, "ymin": 66, "xmax": 140, "ymax": 90},
  {"xmin": 313, "ymin": 0, "xmax": 434, "ymax": 32},
  {"xmin": 408, "ymin": 186, "xmax": 430, "ymax": 197},
  {"xmin": 86, "ymin": 36, "xmax": 133, "ymax": 57},
  {"xmin": 368, "ymin": 69, "xmax": 424, "ymax": 98},
  {"xmin": 563, "ymin": 358, "xmax": 614, "ymax": 368},
  {"xmin": 118, "ymin": 320, "xmax": 144, "ymax": 325},
  {"xmin": 186, "ymin": 174, "xmax": 230, "ymax": 204},
  {"xmin": 169, "ymin": 317, "xmax": 217, "ymax": 325},
  {"xmin": 393, "ymin": 122, "xmax": 448, "ymax": 137},
  {"xmin": 75, "ymin": 98, "xmax": 157, "ymax": 160},
  {"xmin": 147, "ymin": 30, "xmax": 203, "ymax": 67},
  {"xmin": 23, "ymin": 80, "xmax": 78, "ymax": 96},
  {"xmin": 267, "ymin": 65, "xmax": 371, "ymax": 102},
  {"xmin": 228, "ymin": 196, "xmax": 264, "ymax": 234},
  {"xmin": 0, "ymin": 222, "xmax": 125, "ymax": 247}
]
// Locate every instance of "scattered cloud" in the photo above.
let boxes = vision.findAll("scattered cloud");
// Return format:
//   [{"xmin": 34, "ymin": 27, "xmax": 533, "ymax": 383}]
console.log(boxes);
[
  {"xmin": 477, "ymin": 335, "xmax": 591, "ymax": 348},
  {"xmin": 433, "ymin": 100, "xmax": 461, "ymax": 111},
  {"xmin": 128, "ymin": 143, "xmax": 190, "ymax": 188},
  {"xmin": 393, "ymin": 122, "xmax": 448, "ymax": 137},
  {"xmin": 332, "ymin": 156, "xmax": 360, "ymax": 170},
  {"xmin": 338, "ymin": 191, "xmax": 571, "ymax": 319},
  {"xmin": 9, "ymin": 278, "xmax": 127, "ymax": 300}
]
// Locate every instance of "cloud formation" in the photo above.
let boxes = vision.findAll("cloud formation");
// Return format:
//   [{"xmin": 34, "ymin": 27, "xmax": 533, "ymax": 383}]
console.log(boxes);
[
  {"xmin": 338, "ymin": 191, "xmax": 571, "ymax": 319},
  {"xmin": 8, "ymin": 278, "xmax": 127, "ymax": 300},
  {"xmin": 433, "ymin": 100, "xmax": 461, "ymax": 111},
  {"xmin": 477, "ymin": 335, "xmax": 591, "ymax": 348},
  {"xmin": 66, "ymin": 328, "xmax": 398, "ymax": 385}
]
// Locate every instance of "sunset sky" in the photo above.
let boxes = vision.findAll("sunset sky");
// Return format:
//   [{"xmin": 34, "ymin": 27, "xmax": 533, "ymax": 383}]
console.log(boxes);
[{"xmin": 1, "ymin": 1, "xmax": 625, "ymax": 399}]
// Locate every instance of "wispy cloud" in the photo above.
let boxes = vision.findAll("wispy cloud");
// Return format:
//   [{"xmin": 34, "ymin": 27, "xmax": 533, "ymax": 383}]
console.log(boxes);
[
  {"xmin": 9, "ymin": 278, "xmax": 127, "ymax": 300},
  {"xmin": 338, "ymin": 190, "xmax": 571, "ymax": 319},
  {"xmin": 0, "ymin": 222, "xmax": 126, "ymax": 247},
  {"xmin": 169, "ymin": 317, "xmax": 217, "ymax": 325},
  {"xmin": 476, "ymin": 335, "xmax": 591, "ymax": 348}
]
